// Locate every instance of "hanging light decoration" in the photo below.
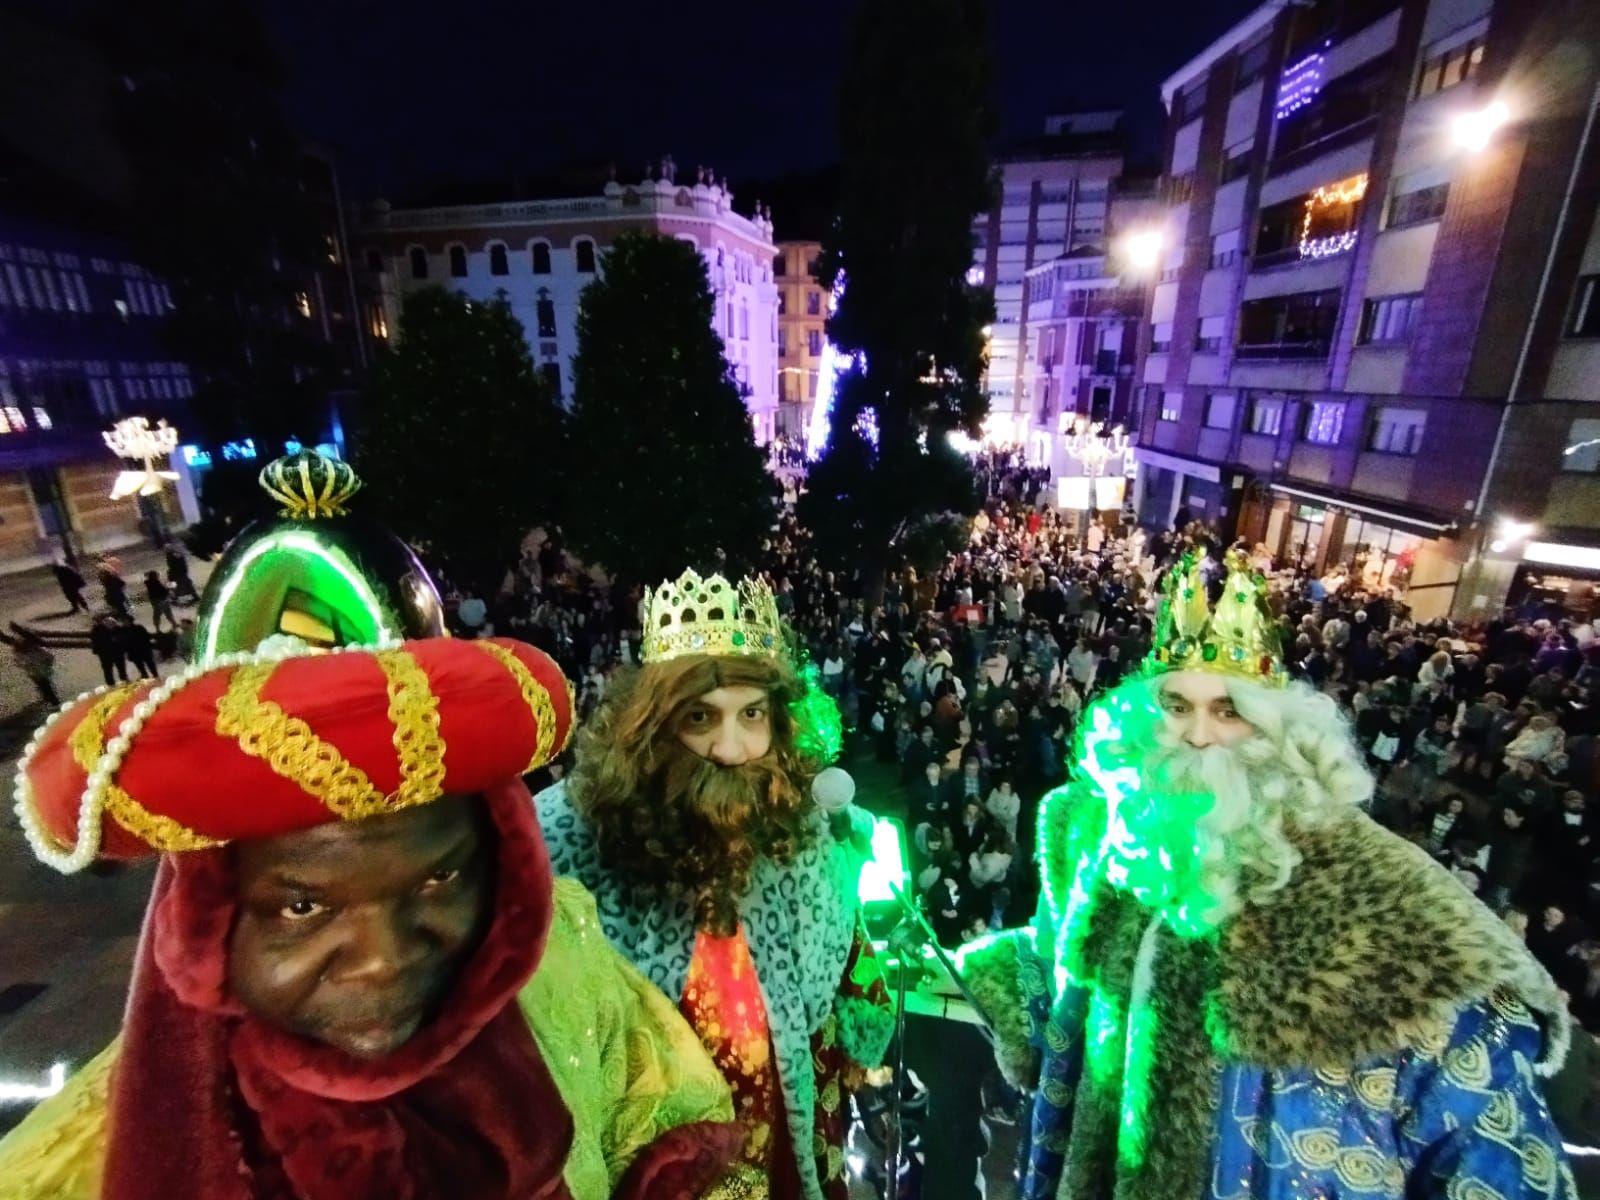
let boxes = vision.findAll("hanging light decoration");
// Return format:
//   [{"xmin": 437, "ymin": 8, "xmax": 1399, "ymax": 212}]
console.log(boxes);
[{"xmin": 103, "ymin": 416, "xmax": 180, "ymax": 500}]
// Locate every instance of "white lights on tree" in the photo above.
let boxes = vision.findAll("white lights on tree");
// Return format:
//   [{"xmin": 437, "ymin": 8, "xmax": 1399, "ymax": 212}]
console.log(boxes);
[{"xmin": 103, "ymin": 416, "xmax": 181, "ymax": 501}]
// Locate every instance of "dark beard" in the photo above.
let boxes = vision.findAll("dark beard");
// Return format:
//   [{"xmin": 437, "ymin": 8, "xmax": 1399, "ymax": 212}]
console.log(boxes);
[{"xmin": 603, "ymin": 742, "xmax": 811, "ymax": 935}]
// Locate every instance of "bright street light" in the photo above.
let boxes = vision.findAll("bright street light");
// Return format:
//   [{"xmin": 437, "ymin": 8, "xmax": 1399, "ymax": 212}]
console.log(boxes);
[
  {"xmin": 1489, "ymin": 517, "xmax": 1535, "ymax": 554},
  {"xmin": 1452, "ymin": 100, "xmax": 1510, "ymax": 153},
  {"xmin": 1120, "ymin": 229, "xmax": 1164, "ymax": 275}
]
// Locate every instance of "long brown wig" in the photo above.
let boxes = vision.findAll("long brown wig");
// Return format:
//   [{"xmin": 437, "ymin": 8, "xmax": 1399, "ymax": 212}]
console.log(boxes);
[{"xmin": 566, "ymin": 653, "xmax": 823, "ymax": 935}]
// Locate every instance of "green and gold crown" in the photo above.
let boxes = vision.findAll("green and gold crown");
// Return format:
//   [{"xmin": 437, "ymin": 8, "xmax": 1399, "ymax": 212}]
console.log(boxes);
[
  {"xmin": 643, "ymin": 568, "xmax": 785, "ymax": 665},
  {"xmin": 1147, "ymin": 548, "xmax": 1287, "ymax": 686},
  {"xmin": 259, "ymin": 449, "xmax": 362, "ymax": 520}
]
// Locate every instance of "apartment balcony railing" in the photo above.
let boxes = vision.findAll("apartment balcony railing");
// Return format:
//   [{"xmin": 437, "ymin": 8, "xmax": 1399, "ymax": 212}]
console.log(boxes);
[{"xmin": 1236, "ymin": 339, "xmax": 1332, "ymax": 361}]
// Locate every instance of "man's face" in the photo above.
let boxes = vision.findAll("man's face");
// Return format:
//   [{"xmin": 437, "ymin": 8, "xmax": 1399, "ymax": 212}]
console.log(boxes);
[
  {"xmin": 1543, "ymin": 905, "xmax": 1564, "ymax": 931},
  {"xmin": 676, "ymin": 685, "xmax": 772, "ymax": 765},
  {"xmin": 925, "ymin": 763, "xmax": 942, "ymax": 787},
  {"xmin": 964, "ymin": 760, "xmax": 980, "ymax": 781},
  {"xmin": 1157, "ymin": 672, "xmax": 1255, "ymax": 748},
  {"xmin": 1564, "ymin": 790, "xmax": 1586, "ymax": 812},
  {"xmin": 1516, "ymin": 759, "xmax": 1536, "ymax": 779},
  {"xmin": 229, "ymin": 796, "xmax": 493, "ymax": 1060}
]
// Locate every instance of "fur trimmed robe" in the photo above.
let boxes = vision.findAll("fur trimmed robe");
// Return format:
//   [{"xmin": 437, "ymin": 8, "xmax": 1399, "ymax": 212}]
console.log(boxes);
[{"xmin": 962, "ymin": 801, "xmax": 1578, "ymax": 1199}]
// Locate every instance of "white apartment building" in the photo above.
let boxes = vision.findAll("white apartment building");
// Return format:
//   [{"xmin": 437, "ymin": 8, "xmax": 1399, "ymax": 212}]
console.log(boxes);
[{"xmin": 356, "ymin": 162, "xmax": 782, "ymax": 443}]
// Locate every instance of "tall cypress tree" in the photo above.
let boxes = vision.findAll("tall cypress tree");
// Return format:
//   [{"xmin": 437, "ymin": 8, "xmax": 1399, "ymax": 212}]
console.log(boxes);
[
  {"xmin": 565, "ymin": 231, "xmax": 777, "ymax": 585},
  {"xmin": 799, "ymin": 0, "xmax": 996, "ymax": 599}
]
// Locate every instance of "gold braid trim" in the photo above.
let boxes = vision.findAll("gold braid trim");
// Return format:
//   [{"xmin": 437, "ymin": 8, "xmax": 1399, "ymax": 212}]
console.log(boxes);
[
  {"xmin": 70, "ymin": 685, "xmax": 221, "ymax": 853},
  {"xmin": 700, "ymin": 1165, "xmax": 769, "ymax": 1200},
  {"xmin": 373, "ymin": 649, "xmax": 446, "ymax": 810},
  {"xmin": 215, "ymin": 662, "xmax": 391, "ymax": 820},
  {"xmin": 472, "ymin": 641, "xmax": 563, "ymax": 770}
]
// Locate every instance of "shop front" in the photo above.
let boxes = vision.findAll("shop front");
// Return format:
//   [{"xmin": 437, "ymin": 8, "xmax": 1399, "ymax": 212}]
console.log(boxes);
[{"xmin": 1508, "ymin": 541, "xmax": 1600, "ymax": 622}]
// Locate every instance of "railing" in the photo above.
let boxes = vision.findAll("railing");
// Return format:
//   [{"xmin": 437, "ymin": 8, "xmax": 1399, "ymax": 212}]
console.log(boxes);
[{"xmin": 1236, "ymin": 339, "xmax": 1332, "ymax": 361}]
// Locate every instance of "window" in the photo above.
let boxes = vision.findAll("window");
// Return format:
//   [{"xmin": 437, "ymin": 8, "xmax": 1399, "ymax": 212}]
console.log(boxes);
[
  {"xmin": 489, "ymin": 244, "xmax": 509, "ymax": 276},
  {"xmin": 537, "ymin": 297, "xmax": 557, "ymax": 339},
  {"xmin": 1386, "ymin": 172, "xmax": 1450, "ymax": 227},
  {"xmin": 1368, "ymin": 406, "xmax": 1426, "ymax": 454},
  {"xmin": 1160, "ymin": 392, "xmax": 1183, "ymax": 422},
  {"xmin": 807, "ymin": 256, "xmax": 821, "ymax": 276},
  {"xmin": 575, "ymin": 240, "xmax": 597, "ymax": 273},
  {"xmin": 1221, "ymin": 141, "xmax": 1253, "ymax": 183},
  {"xmin": 778, "ymin": 330, "xmax": 788, "ymax": 358},
  {"xmin": 531, "ymin": 242, "xmax": 552, "ymax": 274},
  {"xmin": 541, "ymin": 363, "xmax": 561, "ymax": 398},
  {"xmin": 1564, "ymin": 418, "xmax": 1600, "ymax": 472},
  {"xmin": 808, "ymin": 330, "xmax": 823, "ymax": 357},
  {"xmin": 1416, "ymin": 36, "xmax": 1485, "ymax": 99},
  {"xmin": 777, "ymin": 291, "xmax": 787, "ymax": 315},
  {"xmin": 368, "ymin": 302, "xmax": 389, "ymax": 340},
  {"xmin": 1195, "ymin": 315, "xmax": 1227, "ymax": 354},
  {"xmin": 773, "ymin": 254, "xmax": 786, "ymax": 277},
  {"xmin": 449, "ymin": 245, "xmax": 468, "ymax": 278},
  {"xmin": 1167, "ymin": 173, "xmax": 1195, "ymax": 205},
  {"xmin": 1236, "ymin": 34, "xmax": 1272, "ymax": 90},
  {"xmin": 1359, "ymin": 293, "xmax": 1423, "ymax": 344},
  {"xmin": 1150, "ymin": 321, "xmax": 1174, "ymax": 353},
  {"xmin": 1570, "ymin": 275, "xmax": 1600, "ymax": 338},
  {"xmin": 739, "ymin": 305, "xmax": 749, "ymax": 341},
  {"xmin": 809, "ymin": 371, "xmax": 819, "ymax": 399},
  {"xmin": 1204, "ymin": 392, "xmax": 1237, "ymax": 428},
  {"xmin": 1237, "ymin": 289, "xmax": 1342, "ymax": 358},
  {"xmin": 1174, "ymin": 79, "xmax": 1207, "ymax": 125},
  {"xmin": 806, "ymin": 290, "xmax": 822, "ymax": 316},
  {"xmin": 1247, "ymin": 395, "xmax": 1285, "ymax": 436},
  {"xmin": 294, "ymin": 290, "xmax": 313, "ymax": 319},
  {"xmin": 1211, "ymin": 229, "xmax": 1241, "ymax": 269},
  {"xmin": 1302, "ymin": 401, "xmax": 1346, "ymax": 445},
  {"xmin": 409, "ymin": 247, "xmax": 429, "ymax": 280}
]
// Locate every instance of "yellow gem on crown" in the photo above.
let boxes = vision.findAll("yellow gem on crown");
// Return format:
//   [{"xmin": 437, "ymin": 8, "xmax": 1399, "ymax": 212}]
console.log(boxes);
[
  {"xmin": 642, "ymin": 568, "xmax": 785, "ymax": 666},
  {"xmin": 1147, "ymin": 548, "xmax": 1287, "ymax": 686}
]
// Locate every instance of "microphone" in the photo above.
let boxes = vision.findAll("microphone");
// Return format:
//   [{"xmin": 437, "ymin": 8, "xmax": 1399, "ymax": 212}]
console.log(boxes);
[{"xmin": 811, "ymin": 766, "xmax": 856, "ymax": 814}]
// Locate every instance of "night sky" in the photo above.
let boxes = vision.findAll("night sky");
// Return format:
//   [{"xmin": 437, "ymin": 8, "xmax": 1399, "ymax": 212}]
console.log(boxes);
[{"xmin": 262, "ymin": 0, "xmax": 1261, "ymax": 219}]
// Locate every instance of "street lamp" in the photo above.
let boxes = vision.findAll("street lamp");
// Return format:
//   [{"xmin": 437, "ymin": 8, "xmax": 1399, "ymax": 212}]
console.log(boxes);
[
  {"xmin": 1489, "ymin": 517, "xmax": 1536, "ymax": 555},
  {"xmin": 1063, "ymin": 418, "xmax": 1130, "ymax": 549},
  {"xmin": 1118, "ymin": 229, "xmax": 1164, "ymax": 276},
  {"xmin": 1452, "ymin": 100, "xmax": 1510, "ymax": 153}
]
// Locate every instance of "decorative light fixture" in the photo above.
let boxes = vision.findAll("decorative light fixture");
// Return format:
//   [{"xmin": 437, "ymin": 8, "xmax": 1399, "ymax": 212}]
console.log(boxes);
[
  {"xmin": 103, "ymin": 416, "xmax": 180, "ymax": 500},
  {"xmin": 1299, "ymin": 174, "xmax": 1368, "ymax": 259},
  {"xmin": 1276, "ymin": 47, "xmax": 1327, "ymax": 120},
  {"xmin": 1064, "ymin": 418, "xmax": 1130, "ymax": 478},
  {"xmin": 1452, "ymin": 100, "xmax": 1510, "ymax": 153}
]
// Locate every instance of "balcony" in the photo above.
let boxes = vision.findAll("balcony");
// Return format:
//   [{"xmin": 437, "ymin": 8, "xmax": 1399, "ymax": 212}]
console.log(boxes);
[{"xmin": 1236, "ymin": 338, "xmax": 1332, "ymax": 361}]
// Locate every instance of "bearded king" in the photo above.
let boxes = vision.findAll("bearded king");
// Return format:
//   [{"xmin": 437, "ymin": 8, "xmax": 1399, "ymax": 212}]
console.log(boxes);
[
  {"xmin": 959, "ymin": 549, "xmax": 1576, "ymax": 1199},
  {"xmin": 536, "ymin": 569, "xmax": 893, "ymax": 1200}
]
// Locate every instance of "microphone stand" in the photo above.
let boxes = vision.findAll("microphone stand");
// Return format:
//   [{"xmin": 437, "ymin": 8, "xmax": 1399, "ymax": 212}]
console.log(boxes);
[{"xmin": 878, "ymin": 878, "xmax": 998, "ymax": 1197}]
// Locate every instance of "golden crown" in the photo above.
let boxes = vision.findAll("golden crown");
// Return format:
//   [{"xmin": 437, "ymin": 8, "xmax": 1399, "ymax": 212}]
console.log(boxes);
[
  {"xmin": 259, "ymin": 450, "xmax": 362, "ymax": 520},
  {"xmin": 643, "ymin": 569, "xmax": 785, "ymax": 665},
  {"xmin": 1147, "ymin": 548, "xmax": 1287, "ymax": 686}
]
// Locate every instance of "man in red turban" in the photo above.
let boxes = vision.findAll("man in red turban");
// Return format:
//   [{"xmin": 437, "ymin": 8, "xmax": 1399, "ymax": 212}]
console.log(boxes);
[{"xmin": 0, "ymin": 635, "xmax": 749, "ymax": 1200}]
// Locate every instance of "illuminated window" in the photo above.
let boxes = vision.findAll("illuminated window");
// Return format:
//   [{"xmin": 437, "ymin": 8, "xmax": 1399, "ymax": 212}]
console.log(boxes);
[
  {"xmin": 531, "ymin": 242, "xmax": 552, "ymax": 274},
  {"xmin": 448, "ymin": 245, "xmax": 468, "ymax": 278},
  {"xmin": 1247, "ymin": 395, "xmax": 1284, "ymax": 436},
  {"xmin": 575, "ymin": 240, "xmax": 596, "ymax": 273},
  {"xmin": 1416, "ymin": 36, "xmax": 1485, "ymax": 98},
  {"xmin": 1359, "ymin": 293, "xmax": 1422, "ymax": 344},
  {"xmin": 1302, "ymin": 401, "xmax": 1345, "ymax": 445},
  {"xmin": 368, "ymin": 303, "xmax": 389, "ymax": 340},
  {"xmin": 32, "ymin": 407, "xmax": 51, "ymax": 430},
  {"xmin": 1567, "ymin": 275, "xmax": 1600, "ymax": 338},
  {"xmin": 1160, "ymin": 392, "xmax": 1182, "ymax": 422},
  {"xmin": 3, "ymin": 406, "xmax": 24, "ymax": 432},
  {"xmin": 295, "ymin": 291, "xmax": 312, "ymax": 318},
  {"xmin": 537, "ymin": 297, "xmax": 557, "ymax": 338},
  {"xmin": 489, "ymin": 244, "xmax": 509, "ymax": 276}
]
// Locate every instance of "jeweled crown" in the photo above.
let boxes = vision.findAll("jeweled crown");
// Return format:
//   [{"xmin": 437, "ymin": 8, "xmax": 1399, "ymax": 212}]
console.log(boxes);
[
  {"xmin": 259, "ymin": 450, "xmax": 362, "ymax": 520},
  {"xmin": 1147, "ymin": 549, "xmax": 1287, "ymax": 686},
  {"xmin": 643, "ymin": 569, "xmax": 785, "ymax": 665}
]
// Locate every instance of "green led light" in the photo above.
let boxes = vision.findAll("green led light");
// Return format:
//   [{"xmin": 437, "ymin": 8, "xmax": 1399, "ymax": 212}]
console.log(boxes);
[
  {"xmin": 857, "ymin": 815, "xmax": 908, "ymax": 905},
  {"xmin": 198, "ymin": 529, "xmax": 395, "ymax": 663}
]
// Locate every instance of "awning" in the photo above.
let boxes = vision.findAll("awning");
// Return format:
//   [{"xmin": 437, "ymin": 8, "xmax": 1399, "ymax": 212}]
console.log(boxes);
[{"xmin": 1268, "ymin": 482, "xmax": 1455, "ymax": 536}]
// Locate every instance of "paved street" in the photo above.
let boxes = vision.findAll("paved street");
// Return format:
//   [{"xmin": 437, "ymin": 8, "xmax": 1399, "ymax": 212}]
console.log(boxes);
[{"xmin": 0, "ymin": 546, "xmax": 211, "ymax": 1133}]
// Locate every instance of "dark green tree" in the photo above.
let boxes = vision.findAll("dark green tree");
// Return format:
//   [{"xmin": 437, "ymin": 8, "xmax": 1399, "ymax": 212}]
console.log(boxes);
[
  {"xmin": 88, "ymin": 0, "xmax": 339, "ymax": 449},
  {"xmin": 354, "ymin": 289, "xmax": 562, "ymax": 595},
  {"xmin": 799, "ymin": 0, "xmax": 996, "ymax": 599},
  {"xmin": 565, "ymin": 231, "xmax": 778, "ymax": 585}
]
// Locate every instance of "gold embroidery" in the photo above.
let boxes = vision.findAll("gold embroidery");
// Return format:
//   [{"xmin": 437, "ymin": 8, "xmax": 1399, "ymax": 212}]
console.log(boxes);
[
  {"xmin": 216, "ymin": 662, "xmax": 389, "ymax": 820},
  {"xmin": 1288, "ymin": 1127, "xmax": 1339, "ymax": 1170},
  {"xmin": 1331, "ymin": 1145, "xmax": 1387, "ymax": 1191},
  {"xmin": 473, "ymin": 640, "xmax": 562, "ymax": 768},
  {"xmin": 374, "ymin": 649, "xmax": 446, "ymax": 810},
  {"xmin": 1351, "ymin": 1066, "xmax": 1397, "ymax": 1112},
  {"xmin": 71, "ymin": 685, "xmax": 220, "ymax": 853}
]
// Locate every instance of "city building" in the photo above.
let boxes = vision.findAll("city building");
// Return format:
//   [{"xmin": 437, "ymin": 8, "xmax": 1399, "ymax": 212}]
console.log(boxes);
[
  {"xmin": 972, "ymin": 112, "xmax": 1130, "ymax": 434},
  {"xmin": 357, "ymin": 161, "xmax": 782, "ymax": 443},
  {"xmin": 1133, "ymin": 0, "xmax": 1600, "ymax": 620},
  {"xmin": 773, "ymin": 240, "xmax": 825, "ymax": 441}
]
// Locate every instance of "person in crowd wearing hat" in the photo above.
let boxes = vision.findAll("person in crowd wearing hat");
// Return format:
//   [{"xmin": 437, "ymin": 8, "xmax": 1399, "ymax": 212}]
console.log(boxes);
[
  {"xmin": 959, "ymin": 548, "xmax": 1576, "ymax": 1199},
  {"xmin": 0, "ymin": 452, "xmax": 752, "ymax": 1200},
  {"xmin": 537, "ymin": 568, "xmax": 893, "ymax": 1200}
]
